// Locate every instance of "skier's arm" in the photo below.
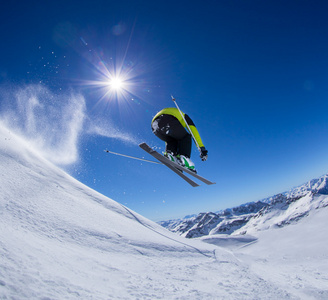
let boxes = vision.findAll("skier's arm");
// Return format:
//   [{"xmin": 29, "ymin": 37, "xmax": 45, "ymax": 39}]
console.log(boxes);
[
  {"xmin": 185, "ymin": 114, "xmax": 208, "ymax": 160},
  {"xmin": 184, "ymin": 115, "xmax": 205, "ymax": 148}
]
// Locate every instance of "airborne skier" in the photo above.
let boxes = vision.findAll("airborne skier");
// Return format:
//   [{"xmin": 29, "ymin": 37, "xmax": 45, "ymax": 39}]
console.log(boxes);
[{"xmin": 151, "ymin": 104, "xmax": 208, "ymax": 173}]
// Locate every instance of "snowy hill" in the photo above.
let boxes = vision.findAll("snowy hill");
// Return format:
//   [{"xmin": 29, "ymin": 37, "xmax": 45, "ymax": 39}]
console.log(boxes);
[
  {"xmin": 1, "ymin": 122, "xmax": 328, "ymax": 299},
  {"xmin": 160, "ymin": 175, "xmax": 328, "ymax": 238}
]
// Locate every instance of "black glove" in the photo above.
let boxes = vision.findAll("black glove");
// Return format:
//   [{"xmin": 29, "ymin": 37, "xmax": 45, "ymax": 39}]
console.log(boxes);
[{"xmin": 200, "ymin": 147, "xmax": 208, "ymax": 161}]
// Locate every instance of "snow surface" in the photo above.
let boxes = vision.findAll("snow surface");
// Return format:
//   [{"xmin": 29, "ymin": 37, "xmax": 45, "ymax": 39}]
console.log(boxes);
[
  {"xmin": 236, "ymin": 206, "xmax": 328, "ymax": 299},
  {"xmin": 1, "ymin": 121, "xmax": 327, "ymax": 299}
]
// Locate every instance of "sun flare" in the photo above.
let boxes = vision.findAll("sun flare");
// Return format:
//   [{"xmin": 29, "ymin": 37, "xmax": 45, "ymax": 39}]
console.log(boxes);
[
  {"xmin": 109, "ymin": 77, "xmax": 124, "ymax": 90},
  {"xmin": 82, "ymin": 48, "xmax": 147, "ymax": 108}
]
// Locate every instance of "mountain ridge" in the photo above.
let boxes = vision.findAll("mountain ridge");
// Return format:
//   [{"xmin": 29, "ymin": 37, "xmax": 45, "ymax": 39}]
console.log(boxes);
[{"xmin": 159, "ymin": 174, "xmax": 328, "ymax": 238}]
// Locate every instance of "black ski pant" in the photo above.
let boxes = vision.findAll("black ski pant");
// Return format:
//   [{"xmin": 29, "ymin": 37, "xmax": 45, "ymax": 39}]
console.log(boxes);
[{"xmin": 151, "ymin": 114, "xmax": 192, "ymax": 157}]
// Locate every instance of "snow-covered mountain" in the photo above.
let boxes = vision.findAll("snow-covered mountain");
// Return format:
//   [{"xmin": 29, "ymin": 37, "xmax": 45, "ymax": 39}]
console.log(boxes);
[
  {"xmin": 160, "ymin": 174, "xmax": 328, "ymax": 238},
  {"xmin": 1, "ymin": 121, "xmax": 328, "ymax": 299},
  {"xmin": 159, "ymin": 201, "xmax": 268, "ymax": 238}
]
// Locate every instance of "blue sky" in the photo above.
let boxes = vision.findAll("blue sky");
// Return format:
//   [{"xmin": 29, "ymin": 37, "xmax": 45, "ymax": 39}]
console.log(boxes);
[{"xmin": 1, "ymin": 0, "xmax": 328, "ymax": 221}]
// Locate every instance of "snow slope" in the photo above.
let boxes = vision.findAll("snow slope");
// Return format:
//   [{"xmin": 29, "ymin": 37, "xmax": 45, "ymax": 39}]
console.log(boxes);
[
  {"xmin": 195, "ymin": 205, "xmax": 328, "ymax": 299},
  {"xmin": 236, "ymin": 206, "xmax": 328, "ymax": 299},
  {"xmin": 0, "ymin": 123, "xmax": 297, "ymax": 299},
  {"xmin": 158, "ymin": 174, "xmax": 328, "ymax": 298}
]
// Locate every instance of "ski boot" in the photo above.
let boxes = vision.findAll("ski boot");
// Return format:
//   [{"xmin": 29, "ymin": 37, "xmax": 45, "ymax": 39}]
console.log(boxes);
[
  {"xmin": 179, "ymin": 155, "xmax": 197, "ymax": 173},
  {"xmin": 164, "ymin": 151, "xmax": 180, "ymax": 165}
]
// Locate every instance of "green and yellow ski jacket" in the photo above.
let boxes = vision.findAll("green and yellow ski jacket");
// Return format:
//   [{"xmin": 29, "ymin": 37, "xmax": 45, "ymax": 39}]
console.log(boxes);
[{"xmin": 152, "ymin": 107, "xmax": 205, "ymax": 148}]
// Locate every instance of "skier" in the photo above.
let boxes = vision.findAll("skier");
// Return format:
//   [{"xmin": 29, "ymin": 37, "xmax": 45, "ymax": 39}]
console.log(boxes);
[{"xmin": 151, "ymin": 107, "xmax": 208, "ymax": 173}]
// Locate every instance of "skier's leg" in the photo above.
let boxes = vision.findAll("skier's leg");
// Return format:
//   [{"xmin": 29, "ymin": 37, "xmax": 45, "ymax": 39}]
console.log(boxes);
[
  {"xmin": 178, "ymin": 133, "xmax": 192, "ymax": 158},
  {"xmin": 152, "ymin": 115, "xmax": 196, "ymax": 171},
  {"xmin": 160, "ymin": 118, "xmax": 192, "ymax": 158},
  {"xmin": 178, "ymin": 134, "xmax": 196, "ymax": 172},
  {"xmin": 160, "ymin": 118, "xmax": 195, "ymax": 171},
  {"xmin": 152, "ymin": 115, "xmax": 178, "ymax": 154},
  {"xmin": 165, "ymin": 141, "xmax": 178, "ymax": 155}
]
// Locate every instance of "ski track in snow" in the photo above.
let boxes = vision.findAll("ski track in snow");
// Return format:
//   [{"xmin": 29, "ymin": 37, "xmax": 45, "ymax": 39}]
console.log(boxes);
[{"xmin": 0, "ymin": 122, "xmax": 327, "ymax": 299}]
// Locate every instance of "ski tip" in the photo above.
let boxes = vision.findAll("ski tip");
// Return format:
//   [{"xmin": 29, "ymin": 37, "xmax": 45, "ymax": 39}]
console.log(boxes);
[{"xmin": 139, "ymin": 142, "xmax": 153, "ymax": 152}]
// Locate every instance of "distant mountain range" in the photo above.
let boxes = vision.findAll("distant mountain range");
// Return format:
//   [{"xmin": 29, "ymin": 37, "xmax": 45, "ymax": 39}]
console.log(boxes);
[{"xmin": 159, "ymin": 174, "xmax": 328, "ymax": 238}]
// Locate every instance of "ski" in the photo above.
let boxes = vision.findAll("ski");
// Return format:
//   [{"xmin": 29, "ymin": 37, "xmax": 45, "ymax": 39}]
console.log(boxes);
[
  {"xmin": 139, "ymin": 143, "xmax": 216, "ymax": 186},
  {"xmin": 139, "ymin": 143, "xmax": 199, "ymax": 187}
]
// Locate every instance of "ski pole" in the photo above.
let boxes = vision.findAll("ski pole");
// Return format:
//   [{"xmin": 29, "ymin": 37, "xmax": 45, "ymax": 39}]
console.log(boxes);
[
  {"xmin": 171, "ymin": 95, "xmax": 201, "ymax": 153},
  {"xmin": 104, "ymin": 149, "xmax": 162, "ymax": 164}
]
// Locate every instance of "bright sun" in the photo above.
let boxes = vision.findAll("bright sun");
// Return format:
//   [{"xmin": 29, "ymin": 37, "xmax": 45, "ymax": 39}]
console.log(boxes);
[
  {"xmin": 109, "ymin": 77, "xmax": 124, "ymax": 90},
  {"xmin": 83, "ymin": 54, "xmax": 140, "ymax": 105}
]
